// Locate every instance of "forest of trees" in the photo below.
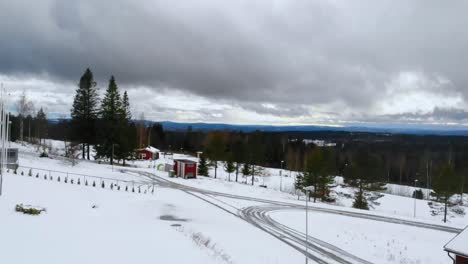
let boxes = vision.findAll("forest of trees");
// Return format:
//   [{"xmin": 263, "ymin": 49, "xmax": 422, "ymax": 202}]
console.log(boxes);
[{"xmin": 6, "ymin": 68, "xmax": 467, "ymax": 215}]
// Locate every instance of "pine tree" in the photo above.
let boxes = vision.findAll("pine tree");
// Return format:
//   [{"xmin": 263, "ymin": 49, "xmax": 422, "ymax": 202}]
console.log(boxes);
[
  {"xmin": 95, "ymin": 76, "xmax": 123, "ymax": 165},
  {"xmin": 295, "ymin": 173, "xmax": 305, "ymax": 199},
  {"xmin": 198, "ymin": 155, "xmax": 209, "ymax": 176},
  {"xmin": 242, "ymin": 163, "xmax": 251, "ymax": 182},
  {"xmin": 433, "ymin": 162, "xmax": 459, "ymax": 223},
  {"xmin": 36, "ymin": 107, "xmax": 47, "ymax": 144},
  {"xmin": 224, "ymin": 158, "xmax": 236, "ymax": 182},
  {"xmin": 71, "ymin": 68, "xmax": 99, "ymax": 160},
  {"xmin": 115, "ymin": 91, "xmax": 135, "ymax": 165},
  {"xmin": 353, "ymin": 190, "xmax": 369, "ymax": 210},
  {"xmin": 204, "ymin": 131, "xmax": 226, "ymax": 178}
]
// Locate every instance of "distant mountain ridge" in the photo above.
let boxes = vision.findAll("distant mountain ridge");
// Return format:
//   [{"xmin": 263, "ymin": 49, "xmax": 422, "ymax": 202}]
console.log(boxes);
[{"xmin": 48, "ymin": 119, "xmax": 468, "ymax": 136}]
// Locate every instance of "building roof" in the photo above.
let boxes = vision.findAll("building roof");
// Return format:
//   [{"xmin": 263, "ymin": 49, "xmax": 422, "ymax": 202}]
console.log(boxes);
[
  {"xmin": 445, "ymin": 225, "xmax": 468, "ymax": 257},
  {"xmin": 138, "ymin": 146, "xmax": 160, "ymax": 153},
  {"xmin": 173, "ymin": 154, "xmax": 198, "ymax": 162}
]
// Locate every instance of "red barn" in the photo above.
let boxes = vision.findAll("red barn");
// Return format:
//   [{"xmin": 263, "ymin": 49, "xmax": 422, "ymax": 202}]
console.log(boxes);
[
  {"xmin": 173, "ymin": 159, "xmax": 197, "ymax": 179},
  {"xmin": 136, "ymin": 146, "xmax": 160, "ymax": 160},
  {"xmin": 445, "ymin": 226, "xmax": 468, "ymax": 264}
]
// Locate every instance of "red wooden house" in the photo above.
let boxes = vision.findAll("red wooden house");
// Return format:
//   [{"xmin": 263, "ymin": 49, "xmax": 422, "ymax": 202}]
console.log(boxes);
[
  {"xmin": 136, "ymin": 146, "xmax": 160, "ymax": 160},
  {"xmin": 173, "ymin": 159, "xmax": 197, "ymax": 179},
  {"xmin": 445, "ymin": 226, "xmax": 468, "ymax": 264}
]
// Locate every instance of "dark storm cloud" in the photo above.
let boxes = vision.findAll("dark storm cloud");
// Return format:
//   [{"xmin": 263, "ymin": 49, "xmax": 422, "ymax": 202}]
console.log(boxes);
[{"xmin": 2, "ymin": 0, "xmax": 468, "ymax": 111}]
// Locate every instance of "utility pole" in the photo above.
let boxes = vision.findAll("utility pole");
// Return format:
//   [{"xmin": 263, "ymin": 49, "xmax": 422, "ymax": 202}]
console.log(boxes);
[
  {"xmin": 0, "ymin": 84, "xmax": 10, "ymax": 196},
  {"xmin": 413, "ymin": 179, "xmax": 418, "ymax": 218},
  {"xmin": 280, "ymin": 160, "xmax": 284, "ymax": 192}
]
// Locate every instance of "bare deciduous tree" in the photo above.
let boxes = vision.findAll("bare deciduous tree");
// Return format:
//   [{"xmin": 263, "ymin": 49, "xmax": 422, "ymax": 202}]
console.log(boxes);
[{"xmin": 16, "ymin": 91, "xmax": 34, "ymax": 143}]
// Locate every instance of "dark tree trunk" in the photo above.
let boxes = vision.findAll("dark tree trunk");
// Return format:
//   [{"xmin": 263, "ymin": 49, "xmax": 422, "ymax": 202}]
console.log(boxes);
[
  {"xmin": 87, "ymin": 144, "xmax": 90, "ymax": 160},
  {"xmin": 82, "ymin": 143, "xmax": 85, "ymax": 159},
  {"xmin": 214, "ymin": 162, "xmax": 217, "ymax": 178},
  {"xmin": 235, "ymin": 163, "xmax": 239, "ymax": 182},
  {"xmin": 444, "ymin": 197, "xmax": 448, "ymax": 223}
]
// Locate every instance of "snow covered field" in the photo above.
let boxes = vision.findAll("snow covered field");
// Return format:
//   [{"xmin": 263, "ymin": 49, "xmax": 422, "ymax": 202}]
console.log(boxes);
[{"xmin": 1, "ymin": 140, "xmax": 467, "ymax": 264}]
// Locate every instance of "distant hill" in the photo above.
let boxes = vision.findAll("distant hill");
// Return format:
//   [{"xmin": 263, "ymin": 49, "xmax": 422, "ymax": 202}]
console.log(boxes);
[{"xmin": 47, "ymin": 119, "xmax": 468, "ymax": 136}]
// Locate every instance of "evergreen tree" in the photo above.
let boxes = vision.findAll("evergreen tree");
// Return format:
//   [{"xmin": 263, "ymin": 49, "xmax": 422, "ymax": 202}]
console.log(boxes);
[
  {"xmin": 433, "ymin": 162, "xmax": 459, "ymax": 223},
  {"xmin": 204, "ymin": 131, "xmax": 226, "ymax": 178},
  {"xmin": 231, "ymin": 136, "xmax": 246, "ymax": 182},
  {"xmin": 95, "ymin": 76, "xmax": 123, "ymax": 165},
  {"xmin": 302, "ymin": 148, "xmax": 324, "ymax": 202},
  {"xmin": 241, "ymin": 163, "xmax": 251, "ymax": 183},
  {"xmin": 198, "ymin": 155, "xmax": 209, "ymax": 176},
  {"xmin": 224, "ymin": 157, "xmax": 236, "ymax": 182},
  {"xmin": 345, "ymin": 149, "xmax": 386, "ymax": 210},
  {"xmin": 35, "ymin": 107, "xmax": 47, "ymax": 144},
  {"xmin": 353, "ymin": 189, "xmax": 369, "ymax": 210},
  {"xmin": 115, "ymin": 91, "xmax": 135, "ymax": 165},
  {"xmin": 71, "ymin": 68, "xmax": 99, "ymax": 159},
  {"xmin": 295, "ymin": 173, "xmax": 305, "ymax": 196}
]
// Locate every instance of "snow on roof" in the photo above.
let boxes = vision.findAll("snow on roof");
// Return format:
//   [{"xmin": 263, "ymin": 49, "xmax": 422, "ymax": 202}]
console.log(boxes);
[
  {"xmin": 445, "ymin": 225, "xmax": 468, "ymax": 257},
  {"xmin": 173, "ymin": 153, "xmax": 198, "ymax": 163},
  {"xmin": 139, "ymin": 146, "xmax": 160, "ymax": 153}
]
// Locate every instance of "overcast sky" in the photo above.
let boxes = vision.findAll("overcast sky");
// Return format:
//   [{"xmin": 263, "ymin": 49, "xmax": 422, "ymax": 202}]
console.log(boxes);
[{"xmin": 1, "ymin": 0, "xmax": 468, "ymax": 127}]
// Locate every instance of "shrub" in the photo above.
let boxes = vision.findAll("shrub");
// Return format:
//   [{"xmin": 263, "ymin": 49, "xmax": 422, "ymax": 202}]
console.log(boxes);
[
  {"xmin": 92, "ymin": 181, "xmax": 96, "ymax": 187},
  {"xmin": 64, "ymin": 177, "xmax": 68, "ymax": 183},
  {"xmin": 21, "ymin": 171, "xmax": 24, "ymax": 176},
  {"xmin": 101, "ymin": 181, "xmax": 105, "ymax": 188},
  {"xmin": 77, "ymin": 179, "xmax": 81, "ymax": 185},
  {"xmin": 353, "ymin": 191, "xmax": 369, "ymax": 210},
  {"xmin": 70, "ymin": 179, "xmax": 74, "ymax": 184},
  {"xmin": 57, "ymin": 176, "xmax": 61, "ymax": 182},
  {"xmin": 15, "ymin": 204, "xmax": 45, "ymax": 215},
  {"xmin": 412, "ymin": 189, "xmax": 424, "ymax": 200},
  {"xmin": 14, "ymin": 169, "xmax": 17, "ymax": 175},
  {"xmin": 28, "ymin": 169, "xmax": 32, "ymax": 177},
  {"xmin": 39, "ymin": 152, "xmax": 48, "ymax": 158}
]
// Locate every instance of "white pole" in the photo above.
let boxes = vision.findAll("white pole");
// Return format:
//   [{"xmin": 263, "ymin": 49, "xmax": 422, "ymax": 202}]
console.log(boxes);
[
  {"xmin": 414, "ymin": 179, "xmax": 418, "ymax": 218},
  {"xmin": 280, "ymin": 160, "xmax": 283, "ymax": 192},
  {"xmin": 305, "ymin": 191, "xmax": 309, "ymax": 264}
]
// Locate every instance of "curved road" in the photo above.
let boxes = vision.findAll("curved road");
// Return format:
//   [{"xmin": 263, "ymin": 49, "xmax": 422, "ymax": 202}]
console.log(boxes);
[{"xmin": 128, "ymin": 169, "xmax": 461, "ymax": 264}]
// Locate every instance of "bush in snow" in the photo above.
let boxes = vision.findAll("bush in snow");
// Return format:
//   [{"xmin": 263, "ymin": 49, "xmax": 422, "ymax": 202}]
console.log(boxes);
[
  {"xmin": 92, "ymin": 181, "xmax": 96, "ymax": 187},
  {"xmin": 13, "ymin": 169, "xmax": 17, "ymax": 175},
  {"xmin": 85, "ymin": 180, "xmax": 88, "ymax": 186},
  {"xmin": 57, "ymin": 176, "xmax": 61, "ymax": 182},
  {"xmin": 412, "ymin": 189, "xmax": 424, "ymax": 200},
  {"xmin": 64, "ymin": 177, "xmax": 68, "ymax": 183},
  {"xmin": 110, "ymin": 183, "xmax": 114, "ymax": 190},
  {"xmin": 70, "ymin": 179, "xmax": 74, "ymax": 184},
  {"xmin": 15, "ymin": 204, "xmax": 46, "ymax": 215},
  {"xmin": 77, "ymin": 179, "xmax": 81, "ymax": 185},
  {"xmin": 28, "ymin": 169, "xmax": 32, "ymax": 177},
  {"xmin": 353, "ymin": 190, "xmax": 369, "ymax": 210},
  {"xmin": 101, "ymin": 181, "xmax": 105, "ymax": 188},
  {"xmin": 21, "ymin": 171, "xmax": 25, "ymax": 176}
]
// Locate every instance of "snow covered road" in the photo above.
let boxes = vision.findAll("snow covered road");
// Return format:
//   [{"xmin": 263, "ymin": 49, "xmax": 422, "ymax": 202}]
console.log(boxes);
[{"xmin": 128, "ymin": 169, "xmax": 461, "ymax": 263}]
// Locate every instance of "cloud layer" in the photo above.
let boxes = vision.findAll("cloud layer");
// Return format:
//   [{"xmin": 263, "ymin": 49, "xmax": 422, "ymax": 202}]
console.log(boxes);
[{"xmin": 1, "ymin": 0, "xmax": 468, "ymax": 125}]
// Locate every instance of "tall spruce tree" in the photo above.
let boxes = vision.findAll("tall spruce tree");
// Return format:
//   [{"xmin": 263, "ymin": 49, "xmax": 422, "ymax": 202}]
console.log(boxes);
[
  {"xmin": 224, "ymin": 156, "xmax": 236, "ymax": 182},
  {"xmin": 71, "ymin": 68, "xmax": 99, "ymax": 159},
  {"xmin": 115, "ymin": 91, "xmax": 135, "ymax": 165},
  {"xmin": 433, "ymin": 162, "xmax": 459, "ymax": 223},
  {"xmin": 36, "ymin": 107, "xmax": 47, "ymax": 144},
  {"xmin": 95, "ymin": 76, "xmax": 123, "ymax": 165}
]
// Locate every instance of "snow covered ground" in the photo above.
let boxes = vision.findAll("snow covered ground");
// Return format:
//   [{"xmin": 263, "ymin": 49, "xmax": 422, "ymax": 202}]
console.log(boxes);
[{"xmin": 3, "ymin": 140, "xmax": 467, "ymax": 264}]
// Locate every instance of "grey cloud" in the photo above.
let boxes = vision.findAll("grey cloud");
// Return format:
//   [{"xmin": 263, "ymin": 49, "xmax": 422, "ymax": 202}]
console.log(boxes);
[
  {"xmin": 356, "ymin": 107, "xmax": 468, "ymax": 124},
  {"xmin": 2, "ymin": 0, "xmax": 468, "ymax": 119}
]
